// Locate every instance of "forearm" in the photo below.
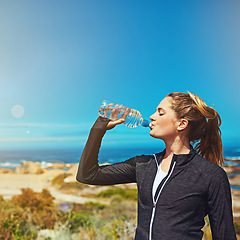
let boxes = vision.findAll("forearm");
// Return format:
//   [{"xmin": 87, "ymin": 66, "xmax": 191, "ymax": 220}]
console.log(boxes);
[
  {"xmin": 76, "ymin": 117, "xmax": 136, "ymax": 185},
  {"xmin": 76, "ymin": 117, "xmax": 110, "ymax": 184}
]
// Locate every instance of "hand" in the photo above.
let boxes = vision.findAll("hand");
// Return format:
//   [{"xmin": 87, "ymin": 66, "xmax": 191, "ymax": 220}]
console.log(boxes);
[
  {"xmin": 106, "ymin": 118, "xmax": 126, "ymax": 130},
  {"xmin": 106, "ymin": 107, "xmax": 130, "ymax": 130}
]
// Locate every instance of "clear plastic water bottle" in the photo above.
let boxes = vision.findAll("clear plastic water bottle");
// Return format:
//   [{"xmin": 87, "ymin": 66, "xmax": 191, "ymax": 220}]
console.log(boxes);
[{"xmin": 98, "ymin": 99, "xmax": 150, "ymax": 128}]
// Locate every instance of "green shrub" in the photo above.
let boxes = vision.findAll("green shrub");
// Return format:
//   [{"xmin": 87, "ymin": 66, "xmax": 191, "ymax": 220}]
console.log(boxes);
[
  {"xmin": 0, "ymin": 187, "xmax": 137, "ymax": 239},
  {"xmin": 0, "ymin": 202, "xmax": 37, "ymax": 239},
  {"xmin": 59, "ymin": 181, "xmax": 87, "ymax": 190},
  {"xmin": 124, "ymin": 189, "xmax": 138, "ymax": 201},
  {"xmin": 234, "ymin": 217, "xmax": 240, "ymax": 235},
  {"xmin": 84, "ymin": 201, "xmax": 106, "ymax": 210},
  {"xmin": 68, "ymin": 212, "xmax": 93, "ymax": 233},
  {"xmin": 97, "ymin": 188, "xmax": 138, "ymax": 201}
]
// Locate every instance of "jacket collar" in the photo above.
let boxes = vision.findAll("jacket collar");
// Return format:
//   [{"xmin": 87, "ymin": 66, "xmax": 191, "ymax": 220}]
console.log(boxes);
[
  {"xmin": 155, "ymin": 145, "xmax": 197, "ymax": 167},
  {"xmin": 173, "ymin": 147, "xmax": 197, "ymax": 166}
]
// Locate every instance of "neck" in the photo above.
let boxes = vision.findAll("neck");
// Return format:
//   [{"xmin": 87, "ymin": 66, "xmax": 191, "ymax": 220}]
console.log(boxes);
[{"xmin": 164, "ymin": 136, "xmax": 191, "ymax": 157}]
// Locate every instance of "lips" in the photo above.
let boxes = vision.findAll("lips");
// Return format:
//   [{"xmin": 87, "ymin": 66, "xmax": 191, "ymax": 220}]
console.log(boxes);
[{"xmin": 149, "ymin": 122, "xmax": 153, "ymax": 129}]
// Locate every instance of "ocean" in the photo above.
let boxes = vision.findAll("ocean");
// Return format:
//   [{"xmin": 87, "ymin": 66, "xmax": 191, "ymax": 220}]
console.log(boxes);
[{"xmin": 0, "ymin": 145, "xmax": 239, "ymax": 169}]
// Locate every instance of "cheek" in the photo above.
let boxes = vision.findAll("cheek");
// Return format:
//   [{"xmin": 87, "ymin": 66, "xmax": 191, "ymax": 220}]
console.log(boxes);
[
  {"xmin": 156, "ymin": 117, "xmax": 177, "ymax": 134},
  {"xmin": 156, "ymin": 117, "xmax": 169, "ymax": 127}
]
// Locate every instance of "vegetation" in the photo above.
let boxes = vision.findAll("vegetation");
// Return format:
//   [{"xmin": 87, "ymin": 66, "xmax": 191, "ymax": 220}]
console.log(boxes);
[
  {"xmin": 51, "ymin": 173, "xmax": 72, "ymax": 186},
  {"xmin": 0, "ymin": 187, "xmax": 137, "ymax": 240},
  {"xmin": 234, "ymin": 217, "xmax": 240, "ymax": 236},
  {"xmin": 97, "ymin": 187, "xmax": 138, "ymax": 201},
  {"xmin": 51, "ymin": 173, "xmax": 87, "ymax": 192},
  {"xmin": 0, "ymin": 186, "xmax": 239, "ymax": 239}
]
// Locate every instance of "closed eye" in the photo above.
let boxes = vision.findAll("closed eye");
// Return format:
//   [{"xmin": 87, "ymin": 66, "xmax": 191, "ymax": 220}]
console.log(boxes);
[{"xmin": 157, "ymin": 107, "xmax": 165, "ymax": 116}]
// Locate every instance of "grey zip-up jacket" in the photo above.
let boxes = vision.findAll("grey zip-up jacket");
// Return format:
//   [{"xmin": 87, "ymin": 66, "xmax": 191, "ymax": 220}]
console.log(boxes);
[{"xmin": 76, "ymin": 117, "xmax": 236, "ymax": 240}]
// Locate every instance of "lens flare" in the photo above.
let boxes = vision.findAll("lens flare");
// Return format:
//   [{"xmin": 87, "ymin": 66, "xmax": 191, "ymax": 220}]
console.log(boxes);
[{"xmin": 11, "ymin": 105, "xmax": 24, "ymax": 118}]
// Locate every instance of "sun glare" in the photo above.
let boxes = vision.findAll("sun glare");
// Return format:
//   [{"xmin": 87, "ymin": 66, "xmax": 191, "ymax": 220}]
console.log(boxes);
[{"xmin": 11, "ymin": 105, "xmax": 25, "ymax": 118}]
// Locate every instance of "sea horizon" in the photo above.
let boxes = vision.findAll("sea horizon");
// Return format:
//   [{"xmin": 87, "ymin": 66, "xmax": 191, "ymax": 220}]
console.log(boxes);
[{"xmin": 0, "ymin": 144, "xmax": 239, "ymax": 170}]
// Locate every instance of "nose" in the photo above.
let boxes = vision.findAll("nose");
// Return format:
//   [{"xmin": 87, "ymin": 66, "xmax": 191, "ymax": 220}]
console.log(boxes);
[{"xmin": 150, "ymin": 113, "xmax": 156, "ymax": 121}]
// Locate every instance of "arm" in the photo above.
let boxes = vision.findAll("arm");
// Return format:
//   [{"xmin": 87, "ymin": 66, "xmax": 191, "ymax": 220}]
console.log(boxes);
[
  {"xmin": 207, "ymin": 168, "xmax": 236, "ymax": 239},
  {"xmin": 76, "ymin": 117, "xmax": 136, "ymax": 185}
]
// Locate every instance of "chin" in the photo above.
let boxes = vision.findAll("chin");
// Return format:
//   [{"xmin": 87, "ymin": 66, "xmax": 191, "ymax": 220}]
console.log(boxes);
[
  {"xmin": 150, "ymin": 130, "xmax": 165, "ymax": 140},
  {"xmin": 149, "ymin": 131, "xmax": 160, "ymax": 139}
]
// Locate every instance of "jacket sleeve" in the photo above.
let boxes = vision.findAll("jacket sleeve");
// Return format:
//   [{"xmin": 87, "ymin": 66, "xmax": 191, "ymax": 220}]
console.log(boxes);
[
  {"xmin": 76, "ymin": 116, "xmax": 137, "ymax": 185},
  {"xmin": 207, "ymin": 167, "xmax": 236, "ymax": 239}
]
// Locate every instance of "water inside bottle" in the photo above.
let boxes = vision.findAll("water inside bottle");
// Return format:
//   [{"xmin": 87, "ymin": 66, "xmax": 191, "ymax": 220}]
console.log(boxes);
[
  {"xmin": 98, "ymin": 100, "xmax": 127, "ymax": 120},
  {"xmin": 98, "ymin": 100, "xmax": 150, "ymax": 128}
]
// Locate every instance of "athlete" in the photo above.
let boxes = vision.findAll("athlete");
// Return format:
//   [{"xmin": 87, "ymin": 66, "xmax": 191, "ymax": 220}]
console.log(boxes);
[{"xmin": 76, "ymin": 92, "xmax": 236, "ymax": 240}]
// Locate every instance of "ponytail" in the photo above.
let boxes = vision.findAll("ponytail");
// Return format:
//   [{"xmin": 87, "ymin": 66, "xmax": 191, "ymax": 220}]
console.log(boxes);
[
  {"xmin": 188, "ymin": 92, "xmax": 224, "ymax": 166},
  {"xmin": 167, "ymin": 92, "xmax": 224, "ymax": 166}
]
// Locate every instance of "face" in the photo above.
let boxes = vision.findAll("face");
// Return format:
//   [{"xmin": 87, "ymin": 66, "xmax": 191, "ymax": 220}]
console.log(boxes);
[{"xmin": 149, "ymin": 97, "xmax": 181, "ymax": 140}]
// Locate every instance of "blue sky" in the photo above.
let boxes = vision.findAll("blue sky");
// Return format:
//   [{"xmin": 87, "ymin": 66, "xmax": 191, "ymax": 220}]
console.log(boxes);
[{"xmin": 0, "ymin": 0, "xmax": 239, "ymax": 151}]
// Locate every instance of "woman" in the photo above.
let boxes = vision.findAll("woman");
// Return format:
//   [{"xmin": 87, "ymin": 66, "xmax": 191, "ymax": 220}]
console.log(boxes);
[{"xmin": 76, "ymin": 92, "xmax": 236, "ymax": 240}]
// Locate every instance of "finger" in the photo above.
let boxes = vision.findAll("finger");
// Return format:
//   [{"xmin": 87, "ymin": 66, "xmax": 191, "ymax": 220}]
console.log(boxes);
[
  {"xmin": 121, "ymin": 107, "xmax": 130, "ymax": 120},
  {"xmin": 106, "ymin": 103, "xmax": 114, "ymax": 118},
  {"xmin": 106, "ymin": 118, "xmax": 125, "ymax": 130},
  {"xmin": 110, "ymin": 104, "xmax": 120, "ymax": 120}
]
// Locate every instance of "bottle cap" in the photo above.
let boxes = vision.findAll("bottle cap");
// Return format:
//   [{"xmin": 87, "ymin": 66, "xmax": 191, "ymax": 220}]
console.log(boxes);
[{"xmin": 142, "ymin": 120, "xmax": 150, "ymax": 127}]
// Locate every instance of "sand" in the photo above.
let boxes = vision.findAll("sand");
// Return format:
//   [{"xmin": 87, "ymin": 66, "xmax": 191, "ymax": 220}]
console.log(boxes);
[
  {"xmin": 0, "ymin": 162, "xmax": 239, "ymax": 217},
  {"xmin": 0, "ymin": 168, "xmax": 99, "ymax": 204}
]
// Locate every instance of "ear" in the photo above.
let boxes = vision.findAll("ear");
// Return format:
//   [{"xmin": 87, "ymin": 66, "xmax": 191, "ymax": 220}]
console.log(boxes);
[{"xmin": 177, "ymin": 119, "xmax": 189, "ymax": 131}]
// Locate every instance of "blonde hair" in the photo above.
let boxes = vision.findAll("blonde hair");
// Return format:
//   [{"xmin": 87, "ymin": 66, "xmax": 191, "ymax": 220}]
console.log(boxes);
[{"xmin": 167, "ymin": 92, "xmax": 224, "ymax": 166}]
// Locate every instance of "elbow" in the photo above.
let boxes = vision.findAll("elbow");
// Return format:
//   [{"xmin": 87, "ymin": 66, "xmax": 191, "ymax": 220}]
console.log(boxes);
[
  {"xmin": 76, "ymin": 171, "xmax": 96, "ymax": 185},
  {"xmin": 76, "ymin": 164, "xmax": 100, "ymax": 185},
  {"xmin": 76, "ymin": 165, "xmax": 88, "ymax": 184},
  {"xmin": 76, "ymin": 173, "xmax": 89, "ymax": 184},
  {"xmin": 76, "ymin": 174, "xmax": 82, "ymax": 183}
]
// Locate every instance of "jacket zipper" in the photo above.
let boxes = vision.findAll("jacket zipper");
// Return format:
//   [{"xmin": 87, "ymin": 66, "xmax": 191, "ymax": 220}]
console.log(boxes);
[{"xmin": 149, "ymin": 155, "xmax": 176, "ymax": 240}]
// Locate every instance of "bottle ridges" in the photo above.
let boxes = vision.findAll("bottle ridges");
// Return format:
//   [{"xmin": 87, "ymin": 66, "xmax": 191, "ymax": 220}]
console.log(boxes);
[{"xmin": 123, "ymin": 109, "xmax": 143, "ymax": 128}]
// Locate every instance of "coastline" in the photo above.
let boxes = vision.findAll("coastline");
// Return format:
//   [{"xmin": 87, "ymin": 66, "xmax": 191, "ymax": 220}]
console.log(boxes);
[{"xmin": 0, "ymin": 159, "xmax": 239, "ymax": 216}]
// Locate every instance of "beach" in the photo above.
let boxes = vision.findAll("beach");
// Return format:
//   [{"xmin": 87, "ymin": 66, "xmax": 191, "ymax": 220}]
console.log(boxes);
[
  {"xmin": 0, "ymin": 159, "xmax": 239, "ymax": 239},
  {"xmin": 0, "ymin": 159, "xmax": 239, "ymax": 216},
  {"xmin": 0, "ymin": 162, "xmax": 109, "ymax": 204}
]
